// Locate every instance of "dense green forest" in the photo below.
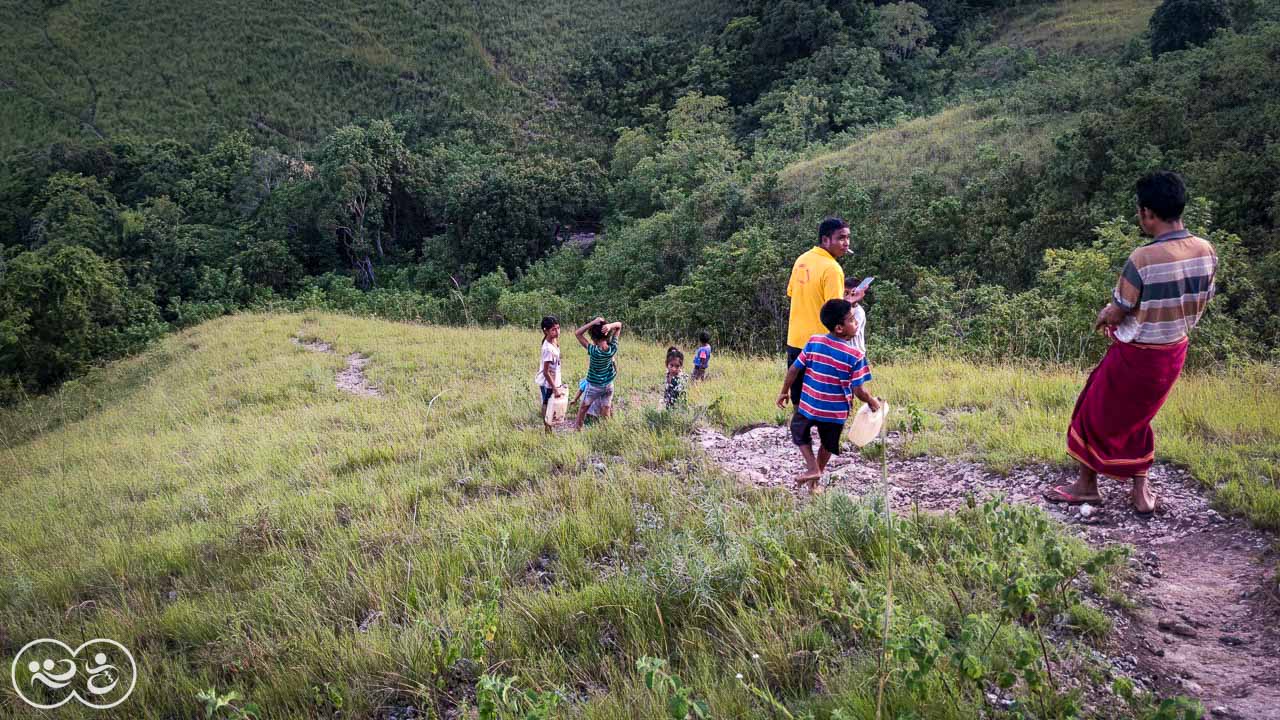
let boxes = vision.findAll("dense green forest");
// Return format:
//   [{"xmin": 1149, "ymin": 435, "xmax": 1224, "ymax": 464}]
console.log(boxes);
[{"xmin": 2, "ymin": 0, "xmax": 1278, "ymax": 400}]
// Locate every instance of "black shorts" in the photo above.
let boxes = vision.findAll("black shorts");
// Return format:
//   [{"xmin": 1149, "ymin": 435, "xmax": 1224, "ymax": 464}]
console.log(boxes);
[
  {"xmin": 691, "ymin": 366, "xmax": 706, "ymax": 381},
  {"xmin": 790, "ymin": 413, "xmax": 843, "ymax": 455},
  {"xmin": 786, "ymin": 346, "xmax": 805, "ymax": 406},
  {"xmin": 540, "ymin": 386, "xmax": 554, "ymax": 407}
]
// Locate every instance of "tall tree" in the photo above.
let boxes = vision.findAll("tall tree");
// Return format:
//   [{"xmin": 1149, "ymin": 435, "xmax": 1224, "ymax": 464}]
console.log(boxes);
[
  {"xmin": 1150, "ymin": 0, "xmax": 1231, "ymax": 55},
  {"xmin": 314, "ymin": 121, "xmax": 410, "ymax": 288}
]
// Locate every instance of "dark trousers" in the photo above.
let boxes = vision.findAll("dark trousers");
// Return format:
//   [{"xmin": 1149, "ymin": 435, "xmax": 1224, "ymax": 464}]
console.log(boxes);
[{"xmin": 786, "ymin": 346, "xmax": 805, "ymax": 406}]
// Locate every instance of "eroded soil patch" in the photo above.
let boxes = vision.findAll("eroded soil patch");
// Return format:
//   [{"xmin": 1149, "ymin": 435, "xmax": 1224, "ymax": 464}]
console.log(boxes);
[{"xmin": 292, "ymin": 336, "xmax": 382, "ymax": 397}]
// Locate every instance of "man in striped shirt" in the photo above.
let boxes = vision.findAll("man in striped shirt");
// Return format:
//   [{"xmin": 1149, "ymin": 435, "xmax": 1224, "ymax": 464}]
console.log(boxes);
[
  {"xmin": 1048, "ymin": 171, "xmax": 1217, "ymax": 515},
  {"xmin": 777, "ymin": 299, "xmax": 881, "ymax": 493},
  {"xmin": 1109, "ymin": 226, "xmax": 1217, "ymax": 346}
]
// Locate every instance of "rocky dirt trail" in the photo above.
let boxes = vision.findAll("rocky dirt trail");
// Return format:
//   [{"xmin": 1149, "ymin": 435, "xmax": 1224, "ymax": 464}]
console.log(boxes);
[
  {"xmin": 292, "ymin": 336, "xmax": 382, "ymax": 397},
  {"xmin": 696, "ymin": 425, "xmax": 1280, "ymax": 719}
]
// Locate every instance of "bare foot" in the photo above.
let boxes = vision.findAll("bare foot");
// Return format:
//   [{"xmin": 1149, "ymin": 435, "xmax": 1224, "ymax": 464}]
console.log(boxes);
[
  {"xmin": 1131, "ymin": 477, "xmax": 1157, "ymax": 514},
  {"xmin": 793, "ymin": 471, "xmax": 820, "ymax": 490}
]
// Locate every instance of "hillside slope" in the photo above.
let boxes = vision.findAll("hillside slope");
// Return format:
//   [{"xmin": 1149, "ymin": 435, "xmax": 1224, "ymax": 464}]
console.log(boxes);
[
  {"xmin": 1, "ymin": 313, "xmax": 1277, "ymax": 717},
  {"xmin": 0, "ymin": 0, "xmax": 726, "ymax": 154},
  {"xmin": 780, "ymin": 101, "xmax": 1072, "ymax": 205},
  {"xmin": 989, "ymin": 0, "xmax": 1159, "ymax": 56},
  {"xmin": 780, "ymin": 0, "xmax": 1159, "ymax": 207}
]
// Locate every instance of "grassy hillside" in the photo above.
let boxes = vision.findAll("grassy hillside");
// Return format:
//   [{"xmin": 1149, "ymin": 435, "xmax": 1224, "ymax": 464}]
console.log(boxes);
[
  {"xmin": 989, "ymin": 0, "xmax": 1160, "ymax": 56},
  {"xmin": 0, "ymin": 0, "xmax": 727, "ymax": 154},
  {"xmin": 1, "ymin": 313, "xmax": 1276, "ymax": 717},
  {"xmin": 0, "ymin": 0, "xmax": 1151, "ymax": 156},
  {"xmin": 779, "ymin": 102, "xmax": 1073, "ymax": 206},
  {"xmin": 780, "ymin": 0, "xmax": 1161, "ymax": 208},
  {"xmin": 467, "ymin": 0, "xmax": 730, "ymax": 87}
]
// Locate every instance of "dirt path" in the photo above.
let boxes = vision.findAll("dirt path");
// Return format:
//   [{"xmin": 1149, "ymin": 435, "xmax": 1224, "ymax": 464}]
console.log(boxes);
[
  {"xmin": 696, "ymin": 425, "xmax": 1280, "ymax": 719},
  {"xmin": 292, "ymin": 336, "xmax": 382, "ymax": 397}
]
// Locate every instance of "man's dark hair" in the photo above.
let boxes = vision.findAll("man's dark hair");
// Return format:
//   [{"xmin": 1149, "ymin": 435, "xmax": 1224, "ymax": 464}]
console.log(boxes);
[
  {"xmin": 588, "ymin": 320, "xmax": 607, "ymax": 342},
  {"xmin": 820, "ymin": 299, "xmax": 854, "ymax": 332},
  {"xmin": 698, "ymin": 331, "xmax": 711, "ymax": 345},
  {"xmin": 540, "ymin": 315, "xmax": 559, "ymax": 331},
  {"xmin": 817, "ymin": 217, "xmax": 849, "ymax": 243},
  {"xmin": 1136, "ymin": 171, "xmax": 1187, "ymax": 221}
]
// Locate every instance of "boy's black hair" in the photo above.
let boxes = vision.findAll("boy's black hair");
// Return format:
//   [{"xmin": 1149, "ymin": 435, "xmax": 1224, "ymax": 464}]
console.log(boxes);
[
  {"xmin": 1136, "ymin": 171, "xmax": 1187, "ymax": 221},
  {"xmin": 820, "ymin": 299, "xmax": 854, "ymax": 332},
  {"xmin": 540, "ymin": 315, "xmax": 559, "ymax": 331},
  {"xmin": 844, "ymin": 276, "xmax": 858, "ymax": 289},
  {"xmin": 698, "ymin": 331, "xmax": 711, "ymax": 345},
  {"xmin": 817, "ymin": 217, "xmax": 849, "ymax": 242},
  {"xmin": 666, "ymin": 346, "xmax": 684, "ymax": 364},
  {"xmin": 588, "ymin": 321, "xmax": 607, "ymax": 342}
]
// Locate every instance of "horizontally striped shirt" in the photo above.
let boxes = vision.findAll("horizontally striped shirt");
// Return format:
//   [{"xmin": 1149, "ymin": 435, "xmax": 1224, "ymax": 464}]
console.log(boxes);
[
  {"xmin": 585, "ymin": 337, "xmax": 618, "ymax": 386},
  {"xmin": 1112, "ymin": 229, "xmax": 1217, "ymax": 345},
  {"xmin": 793, "ymin": 334, "xmax": 871, "ymax": 423}
]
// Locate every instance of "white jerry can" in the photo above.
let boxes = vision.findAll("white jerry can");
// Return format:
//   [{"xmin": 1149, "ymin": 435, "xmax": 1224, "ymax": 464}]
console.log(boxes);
[
  {"xmin": 847, "ymin": 400, "xmax": 888, "ymax": 447},
  {"xmin": 544, "ymin": 387, "xmax": 569, "ymax": 425}
]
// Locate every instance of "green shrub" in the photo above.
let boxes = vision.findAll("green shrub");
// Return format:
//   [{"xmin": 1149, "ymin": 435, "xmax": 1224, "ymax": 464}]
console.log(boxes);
[{"xmin": 0, "ymin": 245, "xmax": 165, "ymax": 392}]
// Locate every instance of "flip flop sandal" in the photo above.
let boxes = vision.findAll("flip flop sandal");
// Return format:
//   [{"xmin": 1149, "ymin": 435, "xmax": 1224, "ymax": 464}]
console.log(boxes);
[{"xmin": 1044, "ymin": 485, "xmax": 1104, "ymax": 506}]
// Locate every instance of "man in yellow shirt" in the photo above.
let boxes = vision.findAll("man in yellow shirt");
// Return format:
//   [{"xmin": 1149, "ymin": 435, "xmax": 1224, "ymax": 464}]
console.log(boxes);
[{"xmin": 783, "ymin": 217, "xmax": 858, "ymax": 405}]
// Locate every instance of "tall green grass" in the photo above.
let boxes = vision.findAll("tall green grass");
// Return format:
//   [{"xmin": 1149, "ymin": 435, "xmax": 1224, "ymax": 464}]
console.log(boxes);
[{"xmin": 0, "ymin": 313, "xmax": 1167, "ymax": 718}]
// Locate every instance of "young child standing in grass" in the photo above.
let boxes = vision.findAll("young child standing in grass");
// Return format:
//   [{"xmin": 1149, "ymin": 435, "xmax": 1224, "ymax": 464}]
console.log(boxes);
[
  {"xmin": 569, "ymin": 363, "xmax": 616, "ymax": 421},
  {"xmin": 535, "ymin": 316, "xmax": 564, "ymax": 430},
  {"xmin": 692, "ymin": 331, "xmax": 712, "ymax": 381},
  {"xmin": 663, "ymin": 347, "xmax": 688, "ymax": 410},
  {"xmin": 777, "ymin": 299, "xmax": 880, "ymax": 494},
  {"xmin": 570, "ymin": 378, "xmax": 599, "ymax": 424},
  {"xmin": 574, "ymin": 317, "xmax": 621, "ymax": 430}
]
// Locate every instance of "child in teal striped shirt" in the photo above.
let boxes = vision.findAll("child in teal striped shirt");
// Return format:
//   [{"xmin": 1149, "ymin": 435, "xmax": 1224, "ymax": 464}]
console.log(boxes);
[{"xmin": 573, "ymin": 316, "xmax": 622, "ymax": 430}]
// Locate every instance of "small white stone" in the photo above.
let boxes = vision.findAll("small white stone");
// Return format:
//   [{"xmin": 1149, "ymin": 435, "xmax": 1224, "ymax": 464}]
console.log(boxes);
[{"xmin": 1080, "ymin": 504, "xmax": 1095, "ymax": 518}]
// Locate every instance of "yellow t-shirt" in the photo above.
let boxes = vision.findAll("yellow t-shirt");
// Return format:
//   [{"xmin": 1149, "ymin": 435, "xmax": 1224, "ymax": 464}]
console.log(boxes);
[{"xmin": 786, "ymin": 246, "xmax": 845, "ymax": 348}]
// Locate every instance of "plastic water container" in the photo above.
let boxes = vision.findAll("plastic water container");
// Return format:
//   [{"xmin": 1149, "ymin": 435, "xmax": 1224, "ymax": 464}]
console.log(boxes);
[
  {"xmin": 544, "ymin": 388, "xmax": 569, "ymax": 425},
  {"xmin": 847, "ymin": 400, "xmax": 888, "ymax": 447}
]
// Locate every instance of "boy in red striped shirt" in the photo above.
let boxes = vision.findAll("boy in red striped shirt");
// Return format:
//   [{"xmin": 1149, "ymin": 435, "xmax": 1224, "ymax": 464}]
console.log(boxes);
[{"xmin": 776, "ymin": 299, "xmax": 881, "ymax": 493}]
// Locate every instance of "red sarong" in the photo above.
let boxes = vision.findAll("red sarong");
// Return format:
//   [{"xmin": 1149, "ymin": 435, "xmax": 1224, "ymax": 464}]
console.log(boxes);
[{"xmin": 1066, "ymin": 337, "xmax": 1188, "ymax": 479}]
